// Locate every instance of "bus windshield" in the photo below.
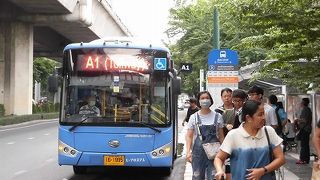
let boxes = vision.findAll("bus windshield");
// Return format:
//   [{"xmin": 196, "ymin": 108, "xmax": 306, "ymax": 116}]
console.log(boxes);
[{"xmin": 61, "ymin": 48, "xmax": 170, "ymax": 127}]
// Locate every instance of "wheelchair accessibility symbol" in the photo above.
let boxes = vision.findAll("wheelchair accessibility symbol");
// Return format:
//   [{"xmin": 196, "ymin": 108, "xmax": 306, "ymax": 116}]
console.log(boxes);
[{"xmin": 154, "ymin": 58, "xmax": 167, "ymax": 70}]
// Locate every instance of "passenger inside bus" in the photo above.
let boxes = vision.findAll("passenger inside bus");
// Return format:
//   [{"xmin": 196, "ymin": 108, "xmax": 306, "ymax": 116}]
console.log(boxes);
[{"xmin": 79, "ymin": 96, "xmax": 101, "ymax": 116}]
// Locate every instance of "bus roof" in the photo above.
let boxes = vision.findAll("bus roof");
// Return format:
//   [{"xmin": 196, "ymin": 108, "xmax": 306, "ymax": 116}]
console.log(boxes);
[{"xmin": 63, "ymin": 37, "xmax": 170, "ymax": 52}]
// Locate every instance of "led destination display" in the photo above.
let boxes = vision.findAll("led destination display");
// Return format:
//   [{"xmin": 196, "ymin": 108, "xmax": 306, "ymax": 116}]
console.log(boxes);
[{"xmin": 76, "ymin": 54, "xmax": 151, "ymax": 73}]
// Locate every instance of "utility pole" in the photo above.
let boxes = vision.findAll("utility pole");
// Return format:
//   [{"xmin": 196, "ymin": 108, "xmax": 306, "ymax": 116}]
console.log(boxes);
[
  {"xmin": 213, "ymin": 6, "xmax": 220, "ymax": 49},
  {"xmin": 201, "ymin": 6, "xmax": 220, "ymax": 92}
]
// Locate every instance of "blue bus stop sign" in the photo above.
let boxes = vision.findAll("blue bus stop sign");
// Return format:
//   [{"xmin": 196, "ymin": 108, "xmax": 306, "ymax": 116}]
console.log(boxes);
[{"xmin": 208, "ymin": 49, "xmax": 238, "ymax": 71}]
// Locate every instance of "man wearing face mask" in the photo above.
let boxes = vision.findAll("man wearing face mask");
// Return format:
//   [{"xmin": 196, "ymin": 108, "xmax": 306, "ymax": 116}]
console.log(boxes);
[
  {"xmin": 79, "ymin": 96, "xmax": 101, "ymax": 116},
  {"xmin": 186, "ymin": 91, "xmax": 224, "ymax": 180}
]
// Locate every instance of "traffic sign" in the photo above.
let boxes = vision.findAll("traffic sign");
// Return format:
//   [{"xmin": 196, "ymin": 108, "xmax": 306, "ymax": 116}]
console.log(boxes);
[
  {"xmin": 180, "ymin": 63, "xmax": 193, "ymax": 72},
  {"xmin": 208, "ymin": 49, "xmax": 238, "ymax": 71},
  {"xmin": 154, "ymin": 58, "xmax": 167, "ymax": 70}
]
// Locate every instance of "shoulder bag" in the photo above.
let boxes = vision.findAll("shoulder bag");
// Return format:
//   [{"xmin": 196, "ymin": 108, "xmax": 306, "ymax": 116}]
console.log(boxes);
[
  {"xmin": 195, "ymin": 112, "xmax": 220, "ymax": 160},
  {"xmin": 264, "ymin": 127, "xmax": 276, "ymax": 180}
]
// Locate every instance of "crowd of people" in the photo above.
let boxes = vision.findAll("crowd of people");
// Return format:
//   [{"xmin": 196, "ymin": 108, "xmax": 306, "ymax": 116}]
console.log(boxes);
[{"xmin": 183, "ymin": 85, "xmax": 319, "ymax": 180}]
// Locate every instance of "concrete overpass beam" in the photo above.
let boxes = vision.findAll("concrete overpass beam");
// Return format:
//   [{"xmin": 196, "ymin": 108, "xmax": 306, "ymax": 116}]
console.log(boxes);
[
  {"xmin": 0, "ymin": 22, "xmax": 33, "ymax": 115},
  {"xmin": 19, "ymin": 0, "xmax": 93, "ymax": 27}
]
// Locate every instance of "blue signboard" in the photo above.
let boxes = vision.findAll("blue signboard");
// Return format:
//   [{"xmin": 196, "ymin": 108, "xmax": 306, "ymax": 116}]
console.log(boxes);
[
  {"xmin": 154, "ymin": 58, "xmax": 167, "ymax": 71},
  {"xmin": 208, "ymin": 49, "xmax": 238, "ymax": 71}
]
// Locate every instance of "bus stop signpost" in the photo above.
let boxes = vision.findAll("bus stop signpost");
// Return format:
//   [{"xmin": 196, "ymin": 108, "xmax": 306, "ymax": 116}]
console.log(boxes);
[{"xmin": 207, "ymin": 49, "xmax": 239, "ymax": 108}]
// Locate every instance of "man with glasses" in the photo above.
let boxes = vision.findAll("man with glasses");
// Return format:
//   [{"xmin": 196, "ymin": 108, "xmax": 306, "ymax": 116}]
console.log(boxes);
[
  {"xmin": 222, "ymin": 89, "xmax": 248, "ymax": 135},
  {"xmin": 231, "ymin": 89, "xmax": 247, "ymax": 128},
  {"xmin": 248, "ymin": 85, "xmax": 278, "ymax": 129},
  {"xmin": 220, "ymin": 89, "xmax": 247, "ymax": 180}
]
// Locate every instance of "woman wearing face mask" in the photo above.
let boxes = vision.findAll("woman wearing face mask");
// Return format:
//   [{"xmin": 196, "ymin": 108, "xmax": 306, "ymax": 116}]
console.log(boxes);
[{"xmin": 185, "ymin": 91, "xmax": 225, "ymax": 180}]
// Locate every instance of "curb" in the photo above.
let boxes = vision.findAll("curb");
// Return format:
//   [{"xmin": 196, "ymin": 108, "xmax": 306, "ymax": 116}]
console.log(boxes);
[{"xmin": 0, "ymin": 118, "xmax": 58, "ymax": 130}]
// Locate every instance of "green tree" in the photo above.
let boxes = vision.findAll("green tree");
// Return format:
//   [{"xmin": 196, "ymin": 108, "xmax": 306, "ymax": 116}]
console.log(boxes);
[
  {"xmin": 167, "ymin": 0, "xmax": 217, "ymax": 95},
  {"xmin": 168, "ymin": 0, "xmax": 320, "ymax": 92},
  {"xmin": 235, "ymin": 0, "xmax": 320, "ymax": 91},
  {"xmin": 33, "ymin": 57, "xmax": 58, "ymax": 93}
]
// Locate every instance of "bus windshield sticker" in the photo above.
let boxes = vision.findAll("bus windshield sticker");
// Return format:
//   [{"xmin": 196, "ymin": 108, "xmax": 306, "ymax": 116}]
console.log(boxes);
[
  {"xmin": 153, "ymin": 58, "xmax": 167, "ymax": 71},
  {"xmin": 113, "ymin": 75, "xmax": 119, "ymax": 82},
  {"xmin": 154, "ymin": 86, "xmax": 165, "ymax": 97},
  {"xmin": 113, "ymin": 86, "xmax": 120, "ymax": 93}
]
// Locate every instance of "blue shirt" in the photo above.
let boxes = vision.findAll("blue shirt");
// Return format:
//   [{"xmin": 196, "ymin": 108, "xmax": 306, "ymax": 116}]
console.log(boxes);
[
  {"xmin": 271, "ymin": 104, "xmax": 287, "ymax": 122},
  {"xmin": 220, "ymin": 125, "xmax": 283, "ymax": 180}
]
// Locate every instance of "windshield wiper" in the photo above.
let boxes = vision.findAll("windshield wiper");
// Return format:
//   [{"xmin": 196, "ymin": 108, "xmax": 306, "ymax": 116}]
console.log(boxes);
[
  {"xmin": 129, "ymin": 121, "xmax": 162, "ymax": 133},
  {"xmin": 68, "ymin": 116, "xmax": 161, "ymax": 133},
  {"xmin": 69, "ymin": 116, "xmax": 91, "ymax": 131}
]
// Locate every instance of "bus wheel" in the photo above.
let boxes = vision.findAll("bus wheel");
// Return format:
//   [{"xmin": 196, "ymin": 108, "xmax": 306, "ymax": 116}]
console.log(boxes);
[{"xmin": 73, "ymin": 166, "xmax": 87, "ymax": 174}]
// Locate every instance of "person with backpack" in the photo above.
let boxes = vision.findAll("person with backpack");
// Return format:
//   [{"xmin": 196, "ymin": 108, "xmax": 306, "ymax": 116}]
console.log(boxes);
[
  {"xmin": 248, "ymin": 86, "xmax": 278, "ymax": 129},
  {"xmin": 276, "ymin": 101, "xmax": 288, "ymax": 132},
  {"xmin": 268, "ymin": 95, "xmax": 287, "ymax": 136}
]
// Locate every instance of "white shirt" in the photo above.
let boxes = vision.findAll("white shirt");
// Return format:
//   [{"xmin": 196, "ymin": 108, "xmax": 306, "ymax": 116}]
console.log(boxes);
[
  {"xmin": 187, "ymin": 110, "xmax": 224, "ymax": 138},
  {"xmin": 264, "ymin": 103, "xmax": 278, "ymax": 126},
  {"xmin": 236, "ymin": 107, "xmax": 243, "ymax": 123},
  {"xmin": 79, "ymin": 105, "xmax": 101, "ymax": 116}
]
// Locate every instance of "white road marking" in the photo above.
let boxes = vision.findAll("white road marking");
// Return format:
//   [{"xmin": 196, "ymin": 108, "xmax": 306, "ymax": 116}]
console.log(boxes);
[
  {"xmin": 44, "ymin": 133, "xmax": 50, "ymax": 136},
  {"xmin": 27, "ymin": 137, "xmax": 35, "ymax": 140},
  {"xmin": 7, "ymin": 141, "xmax": 15, "ymax": 145},
  {"xmin": 14, "ymin": 170, "xmax": 27, "ymax": 176},
  {"xmin": 45, "ymin": 158, "xmax": 55, "ymax": 163},
  {"xmin": 62, "ymin": 178, "xmax": 68, "ymax": 180}
]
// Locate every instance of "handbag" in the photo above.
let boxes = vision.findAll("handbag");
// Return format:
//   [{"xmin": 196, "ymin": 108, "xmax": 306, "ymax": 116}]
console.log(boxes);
[
  {"xmin": 264, "ymin": 127, "xmax": 276, "ymax": 180},
  {"xmin": 312, "ymin": 162, "xmax": 320, "ymax": 180},
  {"xmin": 202, "ymin": 142, "xmax": 221, "ymax": 160},
  {"xmin": 195, "ymin": 112, "xmax": 220, "ymax": 160}
]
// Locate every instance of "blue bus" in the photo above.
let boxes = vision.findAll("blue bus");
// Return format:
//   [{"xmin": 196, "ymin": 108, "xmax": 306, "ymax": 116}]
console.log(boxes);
[{"xmin": 57, "ymin": 38, "xmax": 181, "ymax": 175}]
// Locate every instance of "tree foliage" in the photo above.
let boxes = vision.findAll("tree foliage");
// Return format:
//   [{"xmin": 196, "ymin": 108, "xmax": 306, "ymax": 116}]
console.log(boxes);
[
  {"xmin": 236, "ymin": 0, "xmax": 320, "ymax": 91},
  {"xmin": 167, "ymin": 0, "xmax": 221, "ymax": 95},
  {"xmin": 168, "ymin": 0, "xmax": 320, "ymax": 93},
  {"xmin": 33, "ymin": 57, "xmax": 58, "ymax": 91}
]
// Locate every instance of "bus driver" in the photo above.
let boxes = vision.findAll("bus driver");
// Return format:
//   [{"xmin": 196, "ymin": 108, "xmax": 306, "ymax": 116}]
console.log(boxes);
[{"xmin": 79, "ymin": 96, "xmax": 101, "ymax": 116}]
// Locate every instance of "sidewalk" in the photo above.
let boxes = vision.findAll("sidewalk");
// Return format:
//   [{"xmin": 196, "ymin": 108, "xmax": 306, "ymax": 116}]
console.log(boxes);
[
  {"xmin": 177, "ymin": 121, "xmax": 314, "ymax": 179},
  {"xmin": 183, "ymin": 151, "xmax": 314, "ymax": 180}
]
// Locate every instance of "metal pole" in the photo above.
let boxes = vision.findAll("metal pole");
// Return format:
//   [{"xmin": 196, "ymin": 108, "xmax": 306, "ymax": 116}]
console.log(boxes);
[
  {"xmin": 213, "ymin": 6, "xmax": 220, "ymax": 49},
  {"xmin": 200, "ymin": 69, "xmax": 204, "ymax": 91}
]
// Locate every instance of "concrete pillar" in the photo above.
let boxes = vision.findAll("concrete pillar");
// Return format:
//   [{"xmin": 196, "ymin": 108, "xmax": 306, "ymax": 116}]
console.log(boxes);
[
  {"xmin": 0, "ymin": 26, "xmax": 4, "ymax": 106},
  {"xmin": 34, "ymin": 81, "xmax": 41, "ymax": 103},
  {"xmin": 0, "ymin": 22, "xmax": 33, "ymax": 115}
]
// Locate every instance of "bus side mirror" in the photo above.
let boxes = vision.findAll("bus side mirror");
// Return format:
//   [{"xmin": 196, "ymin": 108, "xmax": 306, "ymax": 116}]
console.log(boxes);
[
  {"xmin": 172, "ymin": 77, "xmax": 181, "ymax": 95},
  {"xmin": 48, "ymin": 75, "xmax": 59, "ymax": 93}
]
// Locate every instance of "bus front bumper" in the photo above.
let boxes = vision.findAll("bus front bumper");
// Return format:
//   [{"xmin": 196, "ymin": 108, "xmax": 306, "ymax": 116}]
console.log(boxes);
[{"xmin": 58, "ymin": 141, "xmax": 173, "ymax": 167}]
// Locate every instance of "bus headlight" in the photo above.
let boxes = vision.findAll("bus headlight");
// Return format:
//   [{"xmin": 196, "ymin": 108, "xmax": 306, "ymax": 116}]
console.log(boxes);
[
  {"xmin": 58, "ymin": 141, "xmax": 78, "ymax": 157},
  {"xmin": 150, "ymin": 142, "xmax": 172, "ymax": 158}
]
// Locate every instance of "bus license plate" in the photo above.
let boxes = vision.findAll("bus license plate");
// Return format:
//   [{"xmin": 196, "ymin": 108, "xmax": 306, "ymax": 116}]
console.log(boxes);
[{"xmin": 104, "ymin": 155, "xmax": 125, "ymax": 166}]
